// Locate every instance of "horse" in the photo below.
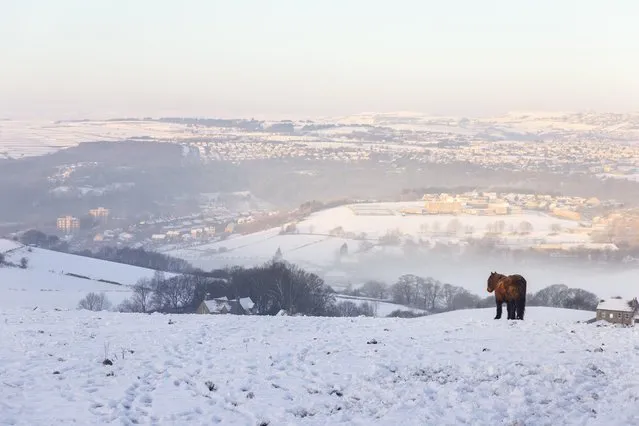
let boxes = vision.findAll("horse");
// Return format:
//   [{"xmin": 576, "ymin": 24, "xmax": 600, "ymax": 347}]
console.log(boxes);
[{"xmin": 486, "ymin": 271, "xmax": 527, "ymax": 320}]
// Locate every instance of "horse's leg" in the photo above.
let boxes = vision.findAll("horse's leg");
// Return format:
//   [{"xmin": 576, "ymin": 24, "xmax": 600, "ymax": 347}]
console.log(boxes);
[
  {"xmin": 506, "ymin": 301, "xmax": 515, "ymax": 320},
  {"xmin": 494, "ymin": 299, "xmax": 502, "ymax": 319},
  {"xmin": 516, "ymin": 296, "xmax": 525, "ymax": 320}
]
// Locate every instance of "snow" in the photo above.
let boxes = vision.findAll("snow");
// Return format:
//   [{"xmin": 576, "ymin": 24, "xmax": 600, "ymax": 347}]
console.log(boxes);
[
  {"xmin": 0, "ymin": 239, "xmax": 174, "ymax": 310},
  {"xmin": 597, "ymin": 173, "xmax": 639, "ymax": 183},
  {"xmin": 203, "ymin": 298, "xmax": 231, "ymax": 313},
  {"xmin": 1, "ymin": 239, "xmax": 173, "ymax": 286},
  {"xmin": 296, "ymin": 203, "xmax": 582, "ymax": 239},
  {"xmin": 0, "ymin": 267, "xmax": 132, "ymax": 310},
  {"xmin": 160, "ymin": 203, "xmax": 639, "ymax": 298},
  {"xmin": 596, "ymin": 298, "xmax": 635, "ymax": 312},
  {"xmin": 8, "ymin": 306, "xmax": 639, "ymax": 425},
  {"xmin": 239, "ymin": 297, "xmax": 255, "ymax": 311},
  {"xmin": 166, "ymin": 202, "xmax": 585, "ymax": 273},
  {"xmin": 0, "ymin": 119, "xmax": 188, "ymax": 158},
  {"xmin": 335, "ymin": 295, "xmax": 427, "ymax": 317},
  {"xmin": 0, "ymin": 239, "xmax": 23, "ymax": 253}
]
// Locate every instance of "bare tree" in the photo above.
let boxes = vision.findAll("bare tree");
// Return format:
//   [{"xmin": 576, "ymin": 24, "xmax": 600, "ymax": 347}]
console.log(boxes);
[
  {"xmin": 358, "ymin": 240, "xmax": 374, "ymax": 252},
  {"xmin": 450, "ymin": 289, "xmax": 481, "ymax": 310},
  {"xmin": 518, "ymin": 221, "xmax": 534, "ymax": 234},
  {"xmin": 360, "ymin": 280, "xmax": 388, "ymax": 299},
  {"xmin": 441, "ymin": 283, "xmax": 460, "ymax": 310},
  {"xmin": 550, "ymin": 223, "xmax": 562, "ymax": 234},
  {"xmin": 529, "ymin": 284, "xmax": 569, "ymax": 306},
  {"xmin": 124, "ymin": 278, "xmax": 153, "ymax": 313},
  {"xmin": 336, "ymin": 301, "xmax": 360, "ymax": 316},
  {"xmin": 423, "ymin": 278, "xmax": 442, "ymax": 311},
  {"xmin": 78, "ymin": 292, "xmax": 112, "ymax": 311},
  {"xmin": 273, "ymin": 247, "xmax": 283, "ymax": 261},
  {"xmin": 153, "ymin": 276, "xmax": 196, "ymax": 313},
  {"xmin": 379, "ymin": 229, "xmax": 402, "ymax": 245},
  {"xmin": 391, "ymin": 274, "xmax": 419, "ymax": 306},
  {"xmin": 335, "ymin": 301, "xmax": 374, "ymax": 317}
]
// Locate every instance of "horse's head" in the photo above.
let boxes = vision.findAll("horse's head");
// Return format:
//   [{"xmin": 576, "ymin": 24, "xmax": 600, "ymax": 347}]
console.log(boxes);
[{"xmin": 486, "ymin": 271, "xmax": 499, "ymax": 293}]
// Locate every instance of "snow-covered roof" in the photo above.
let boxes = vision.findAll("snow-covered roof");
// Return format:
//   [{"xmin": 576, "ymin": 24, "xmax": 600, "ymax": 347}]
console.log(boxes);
[
  {"xmin": 239, "ymin": 297, "xmax": 255, "ymax": 311},
  {"xmin": 203, "ymin": 298, "xmax": 232, "ymax": 312},
  {"xmin": 596, "ymin": 298, "xmax": 636, "ymax": 312}
]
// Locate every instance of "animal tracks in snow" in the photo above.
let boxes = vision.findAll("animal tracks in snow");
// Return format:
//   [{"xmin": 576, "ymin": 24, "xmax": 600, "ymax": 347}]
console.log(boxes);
[{"xmin": 1, "ymin": 307, "xmax": 638, "ymax": 425}]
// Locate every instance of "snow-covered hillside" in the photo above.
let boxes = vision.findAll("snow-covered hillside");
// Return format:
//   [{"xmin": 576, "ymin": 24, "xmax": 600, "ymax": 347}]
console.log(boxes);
[
  {"xmin": 0, "ymin": 239, "xmax": 171, "ymax": 310},
  {"xmin": 165, "ymin": 202, "xmax": 586, "ymax": 271},
  {"xmin": 6, "ymin": 306, "xmax": 638, "ymax": 426},
  {"xmin": 162, "ymin": 203, "xmax": 639, "ymax": 298},
  {"xmin": 0, "ymin": 267, "xmax": 132, "ymax": 310},
  {"xmin": 335, "ymin": 295, "xmax": 427, "ymax": 317}
]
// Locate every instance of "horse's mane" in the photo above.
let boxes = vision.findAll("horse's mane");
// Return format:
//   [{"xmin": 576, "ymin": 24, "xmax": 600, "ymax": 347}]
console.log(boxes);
[{"xmin": 490, "ymin": 272, "xmax": 507, "ymax": 281}]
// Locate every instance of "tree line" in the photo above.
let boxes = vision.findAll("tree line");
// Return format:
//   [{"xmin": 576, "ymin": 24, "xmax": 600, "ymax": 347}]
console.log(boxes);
[
  {"xmin": 345, "ymin": 275, "xmax": 600, "ymax": 312},
  {"xmin": 78, "ymin": 264, "xmax": 601, "ymax": 317},
  {"xmin": 15, "ymin": 230, "xmax": 601, "ymax": 315},
  {"xmin": 113, "ymin": 260, "xmax": 337, "ymax": 316}
]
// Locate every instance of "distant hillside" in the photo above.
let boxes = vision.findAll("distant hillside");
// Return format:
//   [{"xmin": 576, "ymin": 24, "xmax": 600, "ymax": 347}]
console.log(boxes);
[
  {"xmin": 335, "ymin": 294, "xmax": 427, "ymax": 317},
  {"xmin": 0, "ymin": 239, "xmax": 174, "ymax": 310}
]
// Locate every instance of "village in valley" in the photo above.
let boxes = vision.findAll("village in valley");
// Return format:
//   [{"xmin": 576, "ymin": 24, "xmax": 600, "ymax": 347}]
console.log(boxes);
[{"xmin": 45, "ymin": 190, "xmax": 637, "ymax": 258}]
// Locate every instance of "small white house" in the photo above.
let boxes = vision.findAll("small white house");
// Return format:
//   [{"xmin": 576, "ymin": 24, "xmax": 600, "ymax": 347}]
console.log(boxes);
[
  {"xmin": 196, "ymin": 296, "xmax": 256, "ymax": 315},
  {"xmin": 596, "ymin": 298, "xmax": 639, "ymax": 326}
]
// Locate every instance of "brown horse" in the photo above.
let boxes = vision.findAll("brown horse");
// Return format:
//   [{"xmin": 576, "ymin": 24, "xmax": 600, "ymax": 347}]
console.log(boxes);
[{"xmin": 486, "ymin": 271, "xmax": 527, "ymax": 320}]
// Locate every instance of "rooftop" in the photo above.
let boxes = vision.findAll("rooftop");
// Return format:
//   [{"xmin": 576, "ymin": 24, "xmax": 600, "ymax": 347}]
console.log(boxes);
[
  {"xmin": 203, "ymin": 297, "xmax": 231, "ymax": 312},
  {"xmin": 596, "ymin": 298, "xmax": 637, "ymax": 313}
]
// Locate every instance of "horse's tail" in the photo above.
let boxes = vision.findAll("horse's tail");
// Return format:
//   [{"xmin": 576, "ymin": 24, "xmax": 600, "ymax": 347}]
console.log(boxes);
[{"xmin": 517, "ymin": 276, "xmax": 527, "ymax": 320}]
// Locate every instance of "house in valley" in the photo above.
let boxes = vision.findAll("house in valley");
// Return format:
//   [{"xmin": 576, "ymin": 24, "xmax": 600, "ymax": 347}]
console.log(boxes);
[
  {"xmin": 196, "ymin": 296, "xmax": 256, "ymax": 315},
  {"xmin": 595, "ymin": 298, "xmax": 639, "ymax": 326}
]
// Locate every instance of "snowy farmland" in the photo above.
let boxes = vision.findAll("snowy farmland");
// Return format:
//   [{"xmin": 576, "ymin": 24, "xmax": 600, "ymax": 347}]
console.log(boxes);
[
  {"xmin": 334, "ymin": 295, "xmax": 427, "ymax": 317},
  {"xmin": 0, "ymin": 119, "xmax": 189, "ymax": 159},
  {"xmin": 6, "ymin": 306, "xmax": 639, "ymax": 425},
  {"xmin": 165, "ymin": 202, "xmax": 588, "ymax": 270},
  {"xmin": 0, "ymin": 239, "xmax": 171, "ymax": 310},
  {"xmin": 159, "ymin": 202, "xmax": 639, "ymax": 298}
]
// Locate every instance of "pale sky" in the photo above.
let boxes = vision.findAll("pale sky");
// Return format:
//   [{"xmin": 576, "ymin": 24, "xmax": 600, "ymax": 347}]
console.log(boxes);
[{"xmin": 1, "ymin": 0, "xmax": 637, "ymax": 120}]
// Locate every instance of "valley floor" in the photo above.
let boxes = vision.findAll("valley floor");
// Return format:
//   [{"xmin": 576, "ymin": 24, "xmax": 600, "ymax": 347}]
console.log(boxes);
[{"xmin": 1, "ymin": 307, "xmax": 637, "ymax": 425}]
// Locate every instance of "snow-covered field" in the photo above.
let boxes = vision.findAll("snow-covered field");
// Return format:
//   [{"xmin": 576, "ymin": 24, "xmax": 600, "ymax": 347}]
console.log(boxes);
[
  {"xmin": 298, "ymin": 202, "xmax": 584, "ymax": 239},
  {"xmin": 158, "ymin": 203, "xmax": 639, "ymax": 298},
  {"xmin": 0, "ymin": 120, "xmax": 188, "ymax": 158},
  {"xmin": 7, "ymin": 306, "xmax": 639, "ymax": 425},
  {"xmin": 165, "ymin": 203, "xmax": 587, "ymax": 271},
  {"xmin": 1, "ymin": 241, "xmax": 167, "ymax": 286},
  {"xmin": 0, "ymin": 267, "xmax": 133, "ymax": 310},
  {"xmin": 0, "ymin": 239, "xmax": 171, "ymax": 310},
  {"xmin": 334, "ymin": 295, "xmax": 427, "ymax": 317},
  {"xmin": 3, "ymin": 112, "xmax": 638, "ymax": 160}
]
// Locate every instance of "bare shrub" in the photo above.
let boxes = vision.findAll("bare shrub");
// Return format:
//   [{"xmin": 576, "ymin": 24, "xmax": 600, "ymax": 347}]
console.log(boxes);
[{"xmin": 78, "ymin": 292, "xmax": 112, "ymax": 311}]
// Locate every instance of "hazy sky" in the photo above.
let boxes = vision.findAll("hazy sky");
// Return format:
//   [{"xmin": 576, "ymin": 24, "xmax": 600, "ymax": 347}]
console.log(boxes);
[{"xmin": 1, "ymin": 0, "xmax": 637, "ymax": 119}]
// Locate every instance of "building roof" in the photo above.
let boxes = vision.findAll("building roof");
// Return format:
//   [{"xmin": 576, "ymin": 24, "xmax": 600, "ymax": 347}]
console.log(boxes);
[
  {"xmin": 596, "ymin": 298, "xmax": 636, "ymax": 313},
  {"xmin": 203, "ymin": 297, "xmax": 232, "ymax": 313},
  {"xmin": 239, "ymin": 297, "xmax": 255, "ymax": 311}
]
